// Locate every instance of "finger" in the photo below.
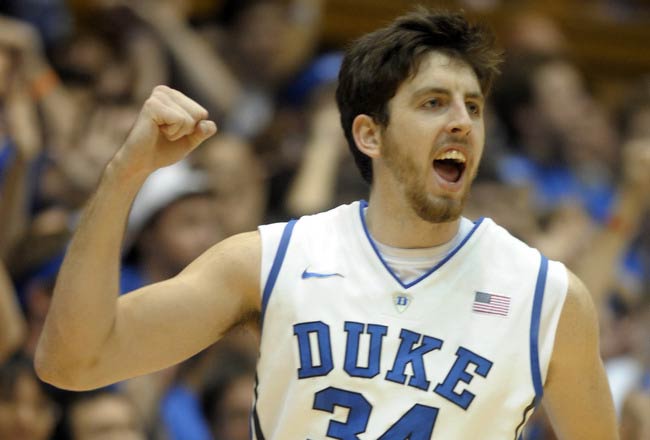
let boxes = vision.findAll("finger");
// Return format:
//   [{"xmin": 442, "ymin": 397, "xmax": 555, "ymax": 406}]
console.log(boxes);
[
  {"xmin": 149, "ymin": 104, "xmax": 191, "ymax": 141},
  {"xmin": 168, "ymin": 88, "xmax": 210, "ymax": 122},
  {"xmin": 154, "ymin": 93, "xmax": 202, "ymax": 141},
  {"xmin": 154, "ymin": 85, "xmax": 209, "ymax": 123},
  {"xmin": 185, "ymin": 120, "xmax": 218, "ymax": 150}
]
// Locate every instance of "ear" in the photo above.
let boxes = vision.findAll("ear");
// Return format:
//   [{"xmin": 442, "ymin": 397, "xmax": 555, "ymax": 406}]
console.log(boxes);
[{"xmin": 352, "ymin": 114, "xmax": 382, "ymax": 158}]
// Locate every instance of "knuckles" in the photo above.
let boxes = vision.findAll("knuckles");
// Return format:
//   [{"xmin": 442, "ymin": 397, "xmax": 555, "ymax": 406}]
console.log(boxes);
[
  {"xmin": 153, "ymin": 84, "xmax": 172, "ymax": 95},
  {"xmin": 142, "ymin": 86, "xmax": 209, "ymax": 133}
]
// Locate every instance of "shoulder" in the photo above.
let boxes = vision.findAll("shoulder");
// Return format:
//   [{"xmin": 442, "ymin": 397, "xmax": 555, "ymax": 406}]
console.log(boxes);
[{"xmin": 260, "ymin": 202, "xmax": 360, "ymax": 247}]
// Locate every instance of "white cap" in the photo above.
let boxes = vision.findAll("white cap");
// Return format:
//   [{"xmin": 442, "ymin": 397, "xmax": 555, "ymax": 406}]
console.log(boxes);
[{"xmin": 127, "ymin": 160, "xmax": 211, "ymax": 240}]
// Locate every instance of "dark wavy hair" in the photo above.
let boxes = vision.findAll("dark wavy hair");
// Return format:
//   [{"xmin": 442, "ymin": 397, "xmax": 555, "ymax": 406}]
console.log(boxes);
[{"xmin": 336, "ymin": 8, "xmax": 503, "ymax": 184}]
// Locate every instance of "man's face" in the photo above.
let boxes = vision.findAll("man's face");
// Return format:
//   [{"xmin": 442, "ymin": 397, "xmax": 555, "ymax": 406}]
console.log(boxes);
[
  {"xmin": 0, "ymin": 373, "xmax": 56, "ymax": 440},
  {"xmin": 147, "ymin": 194, "xmax": 223, "ymax": 274},
  {"xmin": 70, "ymin": 394, "xmax": 144, "ymax": 440},
  {"xmin": 211, "ymin": 375, "xmax": 255, "ymax": 440},
  {"xmin": 377, "ymin": 51, "xmax": 485, "ymax": 222}
]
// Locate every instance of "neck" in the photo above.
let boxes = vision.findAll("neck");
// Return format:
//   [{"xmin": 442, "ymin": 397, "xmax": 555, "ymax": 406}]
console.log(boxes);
[{"xmin": 365, "ymin": 190, "xmax": 461, "ymax": 249}]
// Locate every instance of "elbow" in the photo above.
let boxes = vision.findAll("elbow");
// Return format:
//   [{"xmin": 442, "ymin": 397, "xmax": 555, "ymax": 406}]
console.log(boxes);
[
  {"xmin": 33, "ymin": 346, "xmax": 70, "ymax": 389},
  {"xmin": 34, "ymin": 342, "xmax": 99, "ymax": 391}
]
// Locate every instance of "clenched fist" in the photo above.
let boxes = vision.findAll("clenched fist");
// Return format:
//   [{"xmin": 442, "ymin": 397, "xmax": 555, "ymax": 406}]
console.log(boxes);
[{"xmin": 114, "ymin": 86, "xmax": 217, "ymax": 175}]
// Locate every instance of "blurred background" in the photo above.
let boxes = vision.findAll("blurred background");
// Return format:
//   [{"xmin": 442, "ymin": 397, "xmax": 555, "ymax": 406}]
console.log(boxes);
[{"xmin": 0, "ymin": 0, "xmax": 649, "ymax": 439}]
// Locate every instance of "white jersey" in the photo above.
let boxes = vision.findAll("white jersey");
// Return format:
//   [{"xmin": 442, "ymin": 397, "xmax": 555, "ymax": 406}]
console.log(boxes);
[{"xmin": 253, "ymin": 201, "xmax": 567, "ymax": 440}]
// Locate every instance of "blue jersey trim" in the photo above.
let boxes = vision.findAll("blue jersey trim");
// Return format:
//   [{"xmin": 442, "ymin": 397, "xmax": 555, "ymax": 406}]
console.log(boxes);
[
  {"xmin": 251, "ymin": 374, "xmax": 266, "ymax": 440},
  {"xmin": 530, "ymin": 254, "xmax": 549, "ymax": 404},
  {"xmin": 261, "ymin": 219, "xmax": 297, "ymax": 328},
  {"xmin": 358, "ymin": 200, "xmax": 484, "ymax": 289}
]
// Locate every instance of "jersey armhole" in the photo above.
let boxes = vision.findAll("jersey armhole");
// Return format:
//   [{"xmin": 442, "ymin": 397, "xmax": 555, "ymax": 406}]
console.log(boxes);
[
  {"xmin": 530, "ymin": 253, "xmax": 549, "ymax": 405},
  {"xmin": 259, "ymin": 219, "xmax": 297, "ymax": 328}
]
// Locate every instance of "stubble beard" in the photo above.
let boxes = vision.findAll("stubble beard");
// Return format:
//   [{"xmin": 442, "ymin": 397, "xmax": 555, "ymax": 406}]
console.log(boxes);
[{"xmin": 384, "ymin": 141, "xmax": 474, "ymax": 224}]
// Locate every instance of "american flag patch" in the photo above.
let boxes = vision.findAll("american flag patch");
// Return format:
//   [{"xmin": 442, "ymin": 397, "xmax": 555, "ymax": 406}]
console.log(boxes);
[{"xmin": 472, "ymin": 291, "xmax": 511, "ymax": 316}]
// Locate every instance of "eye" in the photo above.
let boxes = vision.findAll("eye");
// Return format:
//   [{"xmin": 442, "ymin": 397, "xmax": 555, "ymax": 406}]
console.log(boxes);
[
  {"xmin": 466, "ymin": 102, "xmax": 482, "ymax": 116},
  {"xmin": 423, "ymin": 98, "xmax": 441, "ymax": 109}
]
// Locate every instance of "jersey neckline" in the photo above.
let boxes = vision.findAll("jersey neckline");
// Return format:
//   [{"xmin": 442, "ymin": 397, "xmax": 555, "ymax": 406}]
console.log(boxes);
[{"xmin": 357, "ymin": 199, "xmax": 485, "ymax": 290}]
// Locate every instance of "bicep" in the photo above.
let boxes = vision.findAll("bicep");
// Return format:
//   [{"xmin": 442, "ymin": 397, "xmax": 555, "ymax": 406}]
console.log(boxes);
[
  {"xmin": 542, "ymin": 271, "xmax": 618, "ymax": 439},
  {"xmin": 89, "ymin": 231, "xmax": 261, "ymax": 386}
]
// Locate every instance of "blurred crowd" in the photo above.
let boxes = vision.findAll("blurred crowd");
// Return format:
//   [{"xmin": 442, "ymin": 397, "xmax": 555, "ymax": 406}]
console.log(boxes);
[{"xmin": 0, "ymin": 0, "xmax": 648, "ymax": 439}]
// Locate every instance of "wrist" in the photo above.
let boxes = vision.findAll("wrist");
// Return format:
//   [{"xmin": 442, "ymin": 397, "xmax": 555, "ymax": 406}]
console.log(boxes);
[
  {"xmin": 29, "ymin": 68, "xmax": 60, "ymax": 101},
  {"xmin": 105, "ymin": 154, "xmax": 152, "ymax": 188}
]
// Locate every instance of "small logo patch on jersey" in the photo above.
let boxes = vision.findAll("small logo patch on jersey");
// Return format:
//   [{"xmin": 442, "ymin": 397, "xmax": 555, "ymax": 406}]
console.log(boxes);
[
  {"xmin": 393, "ymin": 293, "xmax": 413, "ymax": 313},
  {"xmin": 472, "ymin": 291, "xmax": 511, "ymax": 317},
  {"xmin": 301, "ymin": 268, "xmax": 344, "ymax": 279}
]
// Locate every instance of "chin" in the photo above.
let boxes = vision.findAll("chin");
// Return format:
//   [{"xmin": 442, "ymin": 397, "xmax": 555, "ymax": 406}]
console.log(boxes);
[{"xmin": 409, "ymin": 192, "xmax": 465, "ymax": 223}]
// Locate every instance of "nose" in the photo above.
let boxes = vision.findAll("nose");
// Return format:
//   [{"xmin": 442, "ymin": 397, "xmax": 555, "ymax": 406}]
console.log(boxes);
[{"xmin": 445, "ymin": 100, "xmax": 472, "ymax": 137}]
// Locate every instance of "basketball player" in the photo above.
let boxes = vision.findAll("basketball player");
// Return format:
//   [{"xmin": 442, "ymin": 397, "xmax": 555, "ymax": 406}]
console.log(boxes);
[{"xmin": 35, "ymin": 9, "xmax": 618, "ymax": 439}]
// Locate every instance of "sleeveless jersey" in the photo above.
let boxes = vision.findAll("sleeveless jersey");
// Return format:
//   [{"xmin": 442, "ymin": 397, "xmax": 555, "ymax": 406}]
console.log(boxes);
[{"xmin": 253, "ymin": 201, "xmax": 568, "ymax": 440}]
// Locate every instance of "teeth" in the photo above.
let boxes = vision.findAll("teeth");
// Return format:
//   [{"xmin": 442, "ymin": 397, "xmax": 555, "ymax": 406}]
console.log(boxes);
[{"xmin": 435, "ymin": 149, "xmax": 466, "ymax": 163}]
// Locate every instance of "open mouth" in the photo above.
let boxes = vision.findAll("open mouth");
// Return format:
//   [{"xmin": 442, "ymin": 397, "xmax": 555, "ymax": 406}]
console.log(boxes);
[{"xmin": 433, "ymin": 149, "xmax": 467, "ymax": 184}]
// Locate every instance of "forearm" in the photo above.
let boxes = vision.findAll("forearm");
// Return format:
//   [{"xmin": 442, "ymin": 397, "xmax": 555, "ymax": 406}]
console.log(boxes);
[
  {"xmin": 277, "ymin": 0, "xmax": 323, "ymax": 77},
  {"xmin": 0, "ymin": 157, "xmax": 30, "ymax": 258},
  {"xmin": 35, "ymin": 159, "xmax": 148, "ymax": 384},
  {"xmin": 572, "ymin": 184, "xmax": 645, "ymax": 304},
  {"xmin": 154, "ymin": 21, "xmax": 240, "ymax": 114},
  {"xmin": 129, "ymin": 32, "xmax": 170, "ymax": 103},
  {"xmin": 23, "ymin": 54, "xmax": 78, "ymax": 152},
  {"xmin": 0, "ymin": 262, "xmax": 26, "ymax": 362},
  {"xmin": 287, "ymin": 138, "xmax": 341, "ymax": 215},
  {"xmin": 0, "ymin": 77, "xmax": 42, "ymax": 257}
]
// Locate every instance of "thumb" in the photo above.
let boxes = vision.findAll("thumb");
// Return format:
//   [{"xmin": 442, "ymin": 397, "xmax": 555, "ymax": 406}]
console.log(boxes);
[{"xmin": 186, "ymin": 120, "xmax": 218, "ymax": 149}]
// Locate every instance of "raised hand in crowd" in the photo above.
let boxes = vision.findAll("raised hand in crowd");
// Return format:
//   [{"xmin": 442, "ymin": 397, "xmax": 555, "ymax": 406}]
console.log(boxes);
[
  {"xmin": 0, "ymin": 41, "xmax": 42, "ymax": 257},
  {"xmin": 0, "ymin": 14, "xmax": 78, "ymax": 153},
  {"xmin": 124, "ymin": 0, "xmax": 242, "ymax": 117},
  {"xmin": 286, "ymin": 96, "xmax": 347, "ymax": 216},
  {"xmin": 573, "ymin": 137, "xmax": 650, "ymax": 308}
]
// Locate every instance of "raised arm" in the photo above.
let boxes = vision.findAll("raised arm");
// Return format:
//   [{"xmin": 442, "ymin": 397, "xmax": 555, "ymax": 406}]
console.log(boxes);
[
  {"xmin": 286, "ymin": 97, "xmax": 346, "ymax": 216},
  {"xmin": 0, "ymin": 65, "xmax": 42, "ymax": 258},
  {"xmin": 571, "ymin": 138, "xmax": 650, "ymax": 306},
  {"xmin": 0, "ymin": 261, "xmax": 26, "ymax": 362},
  {"xmin": 0, "ymin": 14, "xmax": 78, "ymax": 153},
  {"xmin": 542, "ymin": 270, "xmax": 619, "ymax": 439},
  {"xmin": 35, "ymin": 86, "xmax": 261, "ymax": 391},
  {"xmin": 127, "ymin": 0, "xmax": 242, "ymax": 116}
]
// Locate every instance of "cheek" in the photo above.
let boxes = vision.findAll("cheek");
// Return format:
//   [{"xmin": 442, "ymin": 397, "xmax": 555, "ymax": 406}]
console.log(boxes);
[{"xmin": 472, "ymin": 124, "xmax": 485, "ymax": 156}]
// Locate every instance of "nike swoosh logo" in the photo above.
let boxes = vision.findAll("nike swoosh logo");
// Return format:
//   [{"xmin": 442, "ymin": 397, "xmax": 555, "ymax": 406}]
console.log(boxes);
[{"xmin": 301, "ymin": 269, "xmax": 344, "ymax": 279}]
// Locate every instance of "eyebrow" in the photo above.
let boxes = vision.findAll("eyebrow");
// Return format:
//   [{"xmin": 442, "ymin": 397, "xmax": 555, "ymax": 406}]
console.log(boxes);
[{"xmin": 412, "ymin": 87, "xmax": 484, "ymax": 101}]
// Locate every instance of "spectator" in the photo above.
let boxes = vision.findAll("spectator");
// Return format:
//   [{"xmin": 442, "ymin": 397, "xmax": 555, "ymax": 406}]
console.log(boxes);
[
  {"xmin": 201, "ymin": 354, "xmax": 256, "ymax": 440},
  {"xmin": 65, "ymin": 390, "xmax": 145, "ymax": 440},
  {"xmin": 192, "ymin": 133, "xmax": 268, "ymax": 236},
  {"xmin": 0, "ymin": 354, "xmax": 58, "ymax": 440},
  {"xmin": 123, "ymin": 160, "xmax": 223, "ymax": 290},
  {"xmin": 285, "ymin": 53, "xmax": 367, "ymax": 217},
  {"xmin": 129, "ymin": 0, "xmax": 323, "ymax": 138}
]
